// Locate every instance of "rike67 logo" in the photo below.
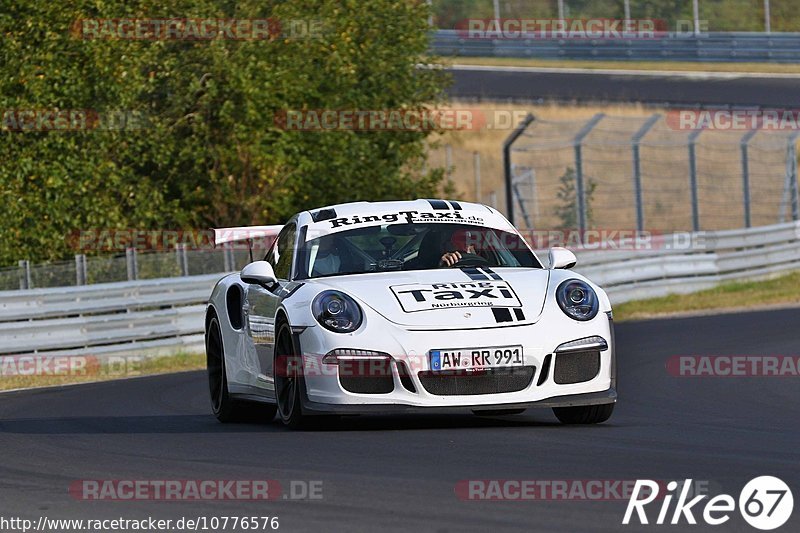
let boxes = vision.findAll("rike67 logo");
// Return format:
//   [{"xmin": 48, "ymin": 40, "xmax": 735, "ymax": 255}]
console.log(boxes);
[{"xmin": 624, "ymin": 477, "xmax": 794, "ymax": 530}]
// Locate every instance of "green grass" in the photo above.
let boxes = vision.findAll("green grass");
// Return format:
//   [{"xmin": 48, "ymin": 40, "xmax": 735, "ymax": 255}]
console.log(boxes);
[
  {"xmin": 0, "ymin": 352, "xmax": 205, "ymax": 392},
  {"xmin": 450, "ymin": 57, "xmax": 800, "ymax": 74},
  {"xmin": 614, "ymin": 271, "xmax": 800, "ymax": 321}
]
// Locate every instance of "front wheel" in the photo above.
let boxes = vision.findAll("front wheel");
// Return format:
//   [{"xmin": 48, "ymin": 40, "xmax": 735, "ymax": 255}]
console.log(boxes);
[
  {"xmin": 552, "ymin": 403, "xmax": 614, "ymax": 424},
  {"xmin": 274, "ymin": 322, "xmax": 306, "ymax": 429}
]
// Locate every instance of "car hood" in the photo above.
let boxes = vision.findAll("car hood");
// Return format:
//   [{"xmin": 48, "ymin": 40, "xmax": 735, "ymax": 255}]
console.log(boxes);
[{"xmin": 309, "ymin": 268, "xmax": 550, "ymax": 328}]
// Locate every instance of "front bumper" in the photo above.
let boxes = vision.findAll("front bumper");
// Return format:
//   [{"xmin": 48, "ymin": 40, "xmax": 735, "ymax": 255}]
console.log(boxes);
[
  {"xmin": 294, "ymin": 306, "xmax": 617, "ymax": 413},
  {"xmin": 303, "ymin": 387, "xmax": 617, "ymax": 415}
]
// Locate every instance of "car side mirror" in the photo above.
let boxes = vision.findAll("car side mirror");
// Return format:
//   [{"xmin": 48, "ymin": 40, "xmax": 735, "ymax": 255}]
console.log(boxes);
[
  {"xmin": 548, "ymin": 247, "xmax": 577, "ymax": 269},
  {"xmin": 241, "ymin": 261, "xmax": 278, "ymax": 288}
]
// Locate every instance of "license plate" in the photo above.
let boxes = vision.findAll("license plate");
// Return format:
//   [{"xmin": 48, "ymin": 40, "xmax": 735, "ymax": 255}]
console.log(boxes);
[{"xmin": 430, "ymin": 345, "xmax": 524, "ymax": 371}]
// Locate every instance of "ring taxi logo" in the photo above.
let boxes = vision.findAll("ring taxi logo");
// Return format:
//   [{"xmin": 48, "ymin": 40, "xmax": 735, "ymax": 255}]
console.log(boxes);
[
  {"xmin": 328, "ymin": 210, "xmax": 484, "ymax": 229},
  {"xmin": 623, "ymin": 477, "xmax": 793, "ymax": 530}
]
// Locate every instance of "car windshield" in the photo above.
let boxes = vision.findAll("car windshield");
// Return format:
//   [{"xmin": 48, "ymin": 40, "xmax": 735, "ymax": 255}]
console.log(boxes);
[{"xmin": 298, "ymin": 223, "xmax": 541, "ymax": 279}]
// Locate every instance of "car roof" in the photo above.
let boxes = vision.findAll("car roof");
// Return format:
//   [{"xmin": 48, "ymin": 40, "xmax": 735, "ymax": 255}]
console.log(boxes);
[{"xmin": 296, "ymin": 199, "xmax": 517, "ymax": 241}]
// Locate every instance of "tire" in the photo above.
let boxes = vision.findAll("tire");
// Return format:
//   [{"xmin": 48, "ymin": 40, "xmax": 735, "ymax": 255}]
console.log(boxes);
[
  {"xmin": 552, "ymin": 403, "xmax": 614, "ymax": 424},
  {"xmin": 207, "ymin": 315, "xmax": 277, "ymax": 423},
  {"xmin": 472, "ymin": 408, "xmax": 527, "ymax": 416},
  {"xmin": 274, "ymin": 321, "xmax": 307, "ymax": 429}
]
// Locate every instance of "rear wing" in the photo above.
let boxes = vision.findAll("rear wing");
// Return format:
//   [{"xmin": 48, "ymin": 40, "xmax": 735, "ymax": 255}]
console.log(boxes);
[{"xmin": 213, "ymin": 225, "xmax": 283, "ymax": 262}]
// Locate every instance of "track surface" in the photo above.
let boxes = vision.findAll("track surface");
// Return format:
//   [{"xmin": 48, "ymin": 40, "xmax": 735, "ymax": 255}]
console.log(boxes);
[
  {"xmin": 449, "ymin": 66, "xmax": 800, "ymax": 107},
  {"xmin": 1, "ymin": 308, "xmax": 798, "ymax": 532}
]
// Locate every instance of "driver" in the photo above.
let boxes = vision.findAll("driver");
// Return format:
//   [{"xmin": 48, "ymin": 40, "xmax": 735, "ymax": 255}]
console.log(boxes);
[
  {"xmin": 311, "ymin": 238, "xmax": 341, "ymax": 276},
  {"xmin": 439, "ymin": 229, "xmax": 477, "ymax": 267}
]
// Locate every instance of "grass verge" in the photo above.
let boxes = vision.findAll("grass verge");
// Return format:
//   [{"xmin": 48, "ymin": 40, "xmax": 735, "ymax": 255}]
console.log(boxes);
[
  {"xmin": 450, "ymin": 57, "xmax": 800, "ymax": 74},
  {"xmin": 0, "ymin": 351, "xmax": 205, "ymax": 392},
  {"xmin": 614, "ymin": 271, "xmax": 800, "ymax": 321}
]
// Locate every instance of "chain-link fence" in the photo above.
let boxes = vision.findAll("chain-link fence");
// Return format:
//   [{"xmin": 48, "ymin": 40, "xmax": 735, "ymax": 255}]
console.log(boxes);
[
  {"xmin": 6, "ymin": 244, "xmax": 269, "ymax": 291},
  {"xmin": 506, "ymin": 113, "xmax": 799, "ymax": 234}
]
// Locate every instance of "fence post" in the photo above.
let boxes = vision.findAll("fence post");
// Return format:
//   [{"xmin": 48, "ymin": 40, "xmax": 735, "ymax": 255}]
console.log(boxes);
[
  {"xmin": 503, "ymin": 113, "xmax": 535, "ymax": 224},
  {"xmin": 512, "ymin": 165, "xmax": 533, "ymax": 229},
  {"xmin": 75, "ymin": 254, "xmax": 87, "ymax": 286},
  {"xmin": 473, "ymin": 151, "xmax": 481, "ymax": 203},
  {"xmin": 740, "ymin": 129, "xmax": 758, "ymax": 228},
  {"xmin": 223, "ymin": 243, "xmax": 233, "ymax": 272},
  {"xmin": 176, "ymin": 243, "xmax": 189, "ymax": 276},
  {"xmin": 688, "ymin": 129, "xmax": 703, "ymax": 232},
  {"xmin": 631, "ymin": 114, "xmax": 660, "ymax": 232},
  {"xmin": 529, "ymin": 168, "xmax": 540, "ymax": 223},
  {"xmin": 125, "ymin": 248, "xmax": 138, "ymax": 281},
  {"xmin": 573, "ymin": 113, "xmax": 606, "ymax": 235},
  {"xmin": 18, "ymin": 260, "xmax": 31, "ymax": 290},
  {"xmin": 789, "ymin": 132, "xmax": 800, "ymax": 221}
]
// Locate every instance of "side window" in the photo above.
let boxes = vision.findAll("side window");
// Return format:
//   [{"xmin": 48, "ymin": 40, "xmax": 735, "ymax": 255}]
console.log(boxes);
[{"xmin": 272, "ymin": 225, "xmax": 297, "ymax": 280}]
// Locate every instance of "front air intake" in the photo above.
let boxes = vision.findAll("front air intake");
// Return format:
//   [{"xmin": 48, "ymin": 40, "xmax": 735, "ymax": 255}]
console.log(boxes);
[
  {"xmin": 553, "ymin": 351, "xmax": 600, "ymax": 384},
  {"xmin": 338, "ymin": 359, "xmax": 394, "ymax": 394},
  {"xmin": 417, "ymin": 367, "xmax": 535, "ymax": 396}
]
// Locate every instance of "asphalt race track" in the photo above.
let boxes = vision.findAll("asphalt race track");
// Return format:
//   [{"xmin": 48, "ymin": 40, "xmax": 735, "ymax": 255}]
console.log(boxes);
[
  {"xmin": 1, "ymin": 307, "xmax": 798, "ymax": 532},
  {"xmin": 449, "ymin": 65, "xmax": 800, "ymax": 107}
]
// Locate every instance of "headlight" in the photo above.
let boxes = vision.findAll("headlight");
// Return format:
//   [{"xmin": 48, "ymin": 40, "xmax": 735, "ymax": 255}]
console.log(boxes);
[
  {"xmin": 312, "ymin": 290, "xmax": 363, "ymax": 333},
  {"xmin": 556, "ymin": 279, "xmax": 599, "ymax": 321}
]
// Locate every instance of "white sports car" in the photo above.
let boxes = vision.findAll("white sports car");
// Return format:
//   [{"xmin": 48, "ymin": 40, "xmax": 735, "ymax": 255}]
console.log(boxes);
[{"xmin": 205, "ymin": 200, "xmax": 616, "ymax": 428}]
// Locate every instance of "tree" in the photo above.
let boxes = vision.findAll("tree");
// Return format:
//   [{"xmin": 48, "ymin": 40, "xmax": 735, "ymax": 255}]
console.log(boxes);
[
  {"xmin": 554, "ymin": 167, "xmax": 597, "ymax": 230},
  {"xmin": 0, "ymin": 0, "xmax": 449, "ymax": 265}
]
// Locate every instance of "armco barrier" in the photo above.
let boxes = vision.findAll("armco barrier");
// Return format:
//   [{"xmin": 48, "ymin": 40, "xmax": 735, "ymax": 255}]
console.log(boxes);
[
  {"xmin": 0, "ymin": 274, "xmax": 223, "ymax": 358},
  {"xmin": 432, "ymin": 30, "xmax": 800, "ymax": 63},
  {"xmin": 1, "ymin": 222, "xmax": 799, "ymax": 357}
]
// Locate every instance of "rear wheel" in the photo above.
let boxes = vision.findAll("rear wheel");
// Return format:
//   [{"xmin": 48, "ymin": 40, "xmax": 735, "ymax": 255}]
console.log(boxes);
[
  {"xmin": 207, "ymin": 315, "xmax": 277, "ymax": 423},
  {"xmin": 552, "ymin": 403, "xmax": 614, "ymax": 424}
]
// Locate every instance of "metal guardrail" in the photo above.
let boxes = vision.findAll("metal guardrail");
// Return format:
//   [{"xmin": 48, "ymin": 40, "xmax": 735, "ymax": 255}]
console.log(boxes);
[
  {"xmin": 432, "ymin": 30, "xmax": 800, "ymax": 63},
  {"xmin": 1, "ymin": 221, "xmax": 799, "ymax": 357},
  {"xmin": 0, "ymin": 274, "xmax": 223, "ymax": 357}
]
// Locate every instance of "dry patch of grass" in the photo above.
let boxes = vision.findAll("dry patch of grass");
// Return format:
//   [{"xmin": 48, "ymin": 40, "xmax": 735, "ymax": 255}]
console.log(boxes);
[{"xmin": 0, "ymin": 352, "xmax": 205, "ymax": 392}]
